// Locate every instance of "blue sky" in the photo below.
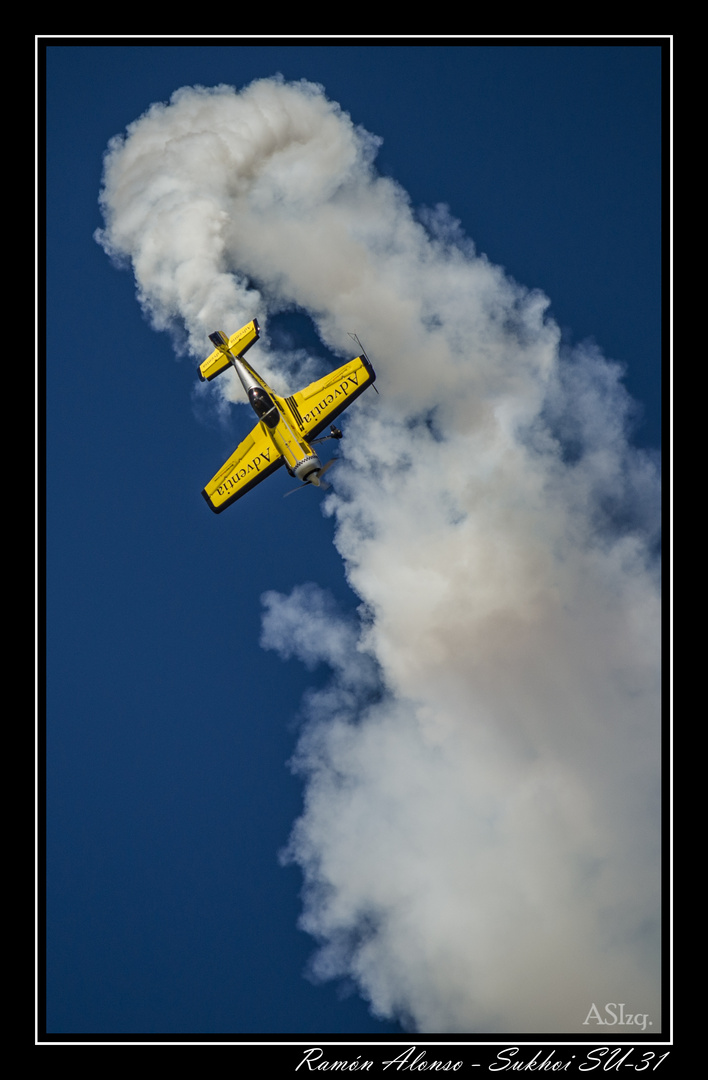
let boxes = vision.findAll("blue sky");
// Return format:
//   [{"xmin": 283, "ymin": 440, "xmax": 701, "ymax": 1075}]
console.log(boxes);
[{"xmin": 43, "ymin": 41, "xmax": 665, "ymax": 1041}]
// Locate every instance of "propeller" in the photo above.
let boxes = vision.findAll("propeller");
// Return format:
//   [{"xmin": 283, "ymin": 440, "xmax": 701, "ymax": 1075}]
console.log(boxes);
[{"xmin": 283, "ymin": 458, "xmax": 337, "ymax": 497}]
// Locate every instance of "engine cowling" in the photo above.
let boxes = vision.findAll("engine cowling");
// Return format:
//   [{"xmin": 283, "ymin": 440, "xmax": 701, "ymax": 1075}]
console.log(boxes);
[{"xmin": 293, "ymin": 453, "xmax": 322, "ymax": 483}]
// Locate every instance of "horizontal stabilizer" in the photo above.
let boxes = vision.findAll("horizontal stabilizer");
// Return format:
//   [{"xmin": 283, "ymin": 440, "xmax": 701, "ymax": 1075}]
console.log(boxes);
[{"xmin": 199, "ymin": 319, "xmax": 260, "ymax": 382}]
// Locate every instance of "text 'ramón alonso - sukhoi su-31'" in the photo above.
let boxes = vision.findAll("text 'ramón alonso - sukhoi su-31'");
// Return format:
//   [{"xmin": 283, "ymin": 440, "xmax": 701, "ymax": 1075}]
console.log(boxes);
[{"xmin": 199, "ymin": 319, "xmax": 376, "ymax": 512}]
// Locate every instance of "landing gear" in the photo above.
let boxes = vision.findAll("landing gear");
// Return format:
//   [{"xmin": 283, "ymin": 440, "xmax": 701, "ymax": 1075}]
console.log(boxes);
[{"xmin": 313, "ymin": 425, "xmax": 343, "ymax": 446}]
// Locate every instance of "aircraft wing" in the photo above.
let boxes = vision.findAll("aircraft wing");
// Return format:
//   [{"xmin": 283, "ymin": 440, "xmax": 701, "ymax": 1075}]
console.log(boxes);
[
  {"xmin": 282, "ymin": 354, "xmax": 376, "ymax": 441},
  {"xmin": 202, "ymin": 421, "xmax": 283, "ymax": 513}
]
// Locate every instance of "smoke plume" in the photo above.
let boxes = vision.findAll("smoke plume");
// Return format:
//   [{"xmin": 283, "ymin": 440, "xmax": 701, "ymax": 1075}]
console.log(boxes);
[{"xmin": 96, "ymin": 77, "xmax": 661, "ymax": 1033}]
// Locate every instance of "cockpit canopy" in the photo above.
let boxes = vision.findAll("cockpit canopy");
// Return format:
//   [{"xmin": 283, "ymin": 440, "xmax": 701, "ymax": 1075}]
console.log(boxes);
[{"xmin": 248, "ymin": 386, "xmax": 279, "ymax": 428}]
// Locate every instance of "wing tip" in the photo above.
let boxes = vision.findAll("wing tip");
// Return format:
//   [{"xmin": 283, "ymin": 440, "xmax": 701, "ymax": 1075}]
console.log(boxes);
[
  {"xmin": 201, "ymin": 489, "xmax": 223, "ymax": 514},
  {"xmin": 360, "ymin": 353, "xmax": 376, "ymax": 382}
]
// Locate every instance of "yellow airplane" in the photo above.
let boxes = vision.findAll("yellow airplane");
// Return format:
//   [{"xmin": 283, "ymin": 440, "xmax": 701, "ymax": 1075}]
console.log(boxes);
[{"xmin": 199, "ymin": 319, "xmax": 376, "ymax": 512}]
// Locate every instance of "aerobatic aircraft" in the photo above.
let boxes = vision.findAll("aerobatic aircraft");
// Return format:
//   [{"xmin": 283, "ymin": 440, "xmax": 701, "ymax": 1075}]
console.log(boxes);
[{"xmin": 199, "ymin": 319, "xmax": 376, "ymax": 512}]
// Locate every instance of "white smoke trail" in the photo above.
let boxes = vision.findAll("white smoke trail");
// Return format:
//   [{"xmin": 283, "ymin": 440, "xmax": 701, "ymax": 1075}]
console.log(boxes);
[{"xmin": 96, "ymin": 77, "xmax": 661, "ymax": 1033}]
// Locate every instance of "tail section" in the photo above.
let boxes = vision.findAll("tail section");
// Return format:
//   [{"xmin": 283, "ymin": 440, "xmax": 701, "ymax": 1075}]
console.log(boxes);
[{"xmin": 198, "ymin": 319, "xmax": 260, "ymax": 382}]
